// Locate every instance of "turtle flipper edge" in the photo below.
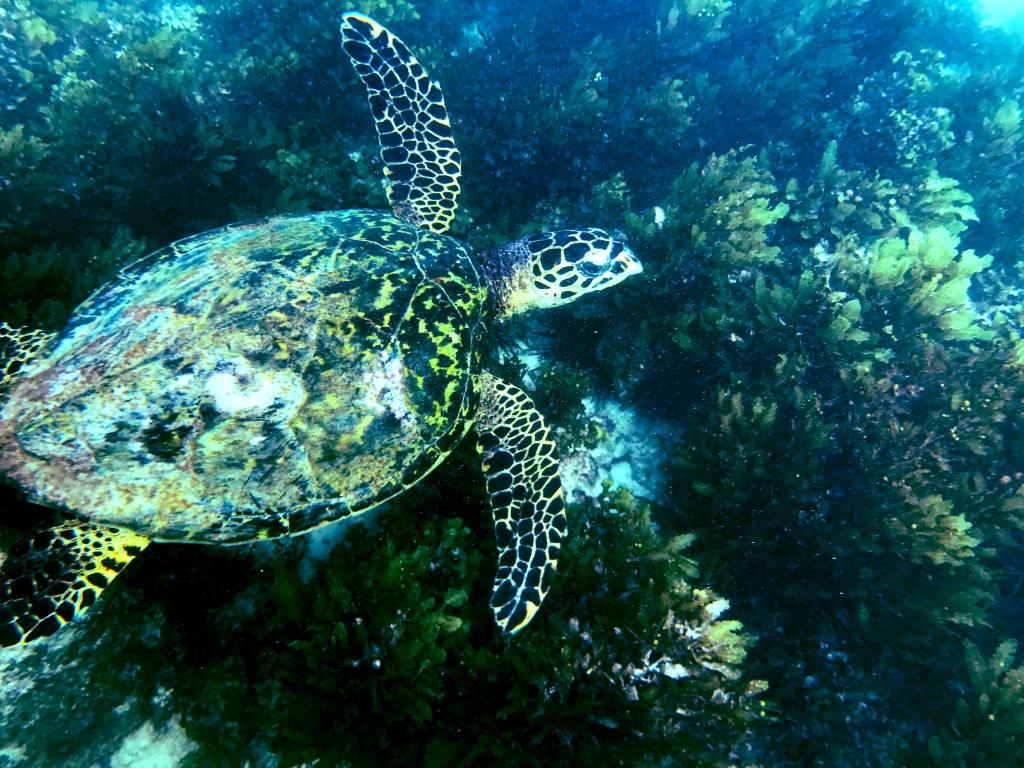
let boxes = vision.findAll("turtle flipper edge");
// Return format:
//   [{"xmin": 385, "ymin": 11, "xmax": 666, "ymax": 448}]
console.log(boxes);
[
  {"xmin": 475, "ymin": 372, "xmax": 566, "ymax": 634},
  {"xmin": 0, "ymin": 521, "xmax": 149, "ymax": 647},
  {"xmin": 341, "ymin": 12, "xmax": 462, "ymax": 234},
  {"xmin": 0, "ymin": 322, "xmax": 54, "ymax": 392}
]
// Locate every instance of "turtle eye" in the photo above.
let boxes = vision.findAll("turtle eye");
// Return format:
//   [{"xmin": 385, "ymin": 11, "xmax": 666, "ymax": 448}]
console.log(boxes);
[{"xmin": 578, "ymin": 256, "xmax": 610, "ymax": 278}]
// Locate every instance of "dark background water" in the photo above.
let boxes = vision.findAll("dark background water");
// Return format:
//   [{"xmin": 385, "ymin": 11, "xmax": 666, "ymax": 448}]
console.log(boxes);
[{"xmin": 1, "ymin": 1, "xmax": 1023, "ymax": 766}]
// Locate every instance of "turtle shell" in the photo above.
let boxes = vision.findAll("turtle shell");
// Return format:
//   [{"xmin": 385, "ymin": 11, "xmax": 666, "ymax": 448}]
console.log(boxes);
[{"xmin": 0, "ymin": 210, "xmax": 487, "ymax": 543}]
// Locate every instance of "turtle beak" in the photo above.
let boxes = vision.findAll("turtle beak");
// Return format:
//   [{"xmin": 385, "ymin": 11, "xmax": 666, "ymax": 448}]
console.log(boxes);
[{"xmin": 612, "ymin": 246, "xmax": 643, "ymax": 278}]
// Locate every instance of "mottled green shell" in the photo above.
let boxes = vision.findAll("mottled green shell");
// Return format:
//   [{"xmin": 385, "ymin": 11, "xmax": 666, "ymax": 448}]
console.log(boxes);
[{"xmin": 0, "ymin": 210, "xmax": 487, "ymax": 542}]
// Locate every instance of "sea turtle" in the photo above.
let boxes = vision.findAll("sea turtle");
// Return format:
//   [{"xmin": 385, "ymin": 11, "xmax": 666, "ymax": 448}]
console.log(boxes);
[{"xmin": 0, "ymin": 12, "xmax": 642, "ymax": 647}]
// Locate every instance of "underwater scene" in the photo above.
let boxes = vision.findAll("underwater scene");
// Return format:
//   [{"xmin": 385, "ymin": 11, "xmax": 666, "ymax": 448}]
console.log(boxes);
[{"xmin": 1, "ymin": 0, "xmax": 1024, "ymax": 765}]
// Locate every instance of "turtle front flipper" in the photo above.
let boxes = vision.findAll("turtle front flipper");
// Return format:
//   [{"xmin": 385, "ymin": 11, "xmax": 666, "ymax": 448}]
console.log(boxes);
[
  {"xmin": 0, "ymin": 322, "xmax": 54, "ymax": 391},
  {"xmin": 0, "ymin": 521, "xmax": 149, "ymax": 646},
  {"xmin": 475, "ymin": 372, "xmax": 566, "ymax": 634},
  {"xmin": 341, "ymin": 12, "xmax": 462, "ymax": 234}
]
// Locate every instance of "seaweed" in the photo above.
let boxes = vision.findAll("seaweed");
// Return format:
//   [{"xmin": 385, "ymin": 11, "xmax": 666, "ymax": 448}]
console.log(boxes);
[
  {"xmin": 248, "ymin": 482, "xmax": 765, "ymax": 767},
  {"xmin": 0, "ymin": 475, "xmax": 764, "ymax": 768},
  {"xmin": 898, "ymin": 639, "xmax": 1024, "ymax": 767}
]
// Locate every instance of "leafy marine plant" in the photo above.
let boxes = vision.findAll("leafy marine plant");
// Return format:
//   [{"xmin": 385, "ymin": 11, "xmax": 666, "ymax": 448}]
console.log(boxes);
[
  {"xmin": 950, "ymin": 96, "xmax": 1024, "ymax": 266},
  {"xmin": 0, "ymin": 0, "xmax": 209, "ymax": 235},
  {"xmin": 572, "ymin": 150, "xmax": 793, "ymax": 403},
  {"xmin": 897, "ymin": 639, "xmax": 1024, "ymax": 767},
  {"xmin": 824, "ymin": 225, "xmax": 992, "ymax": 343},
  {"xmin": 658, "ymin": 155, "xmax": 1024, "ymax": 762},
  {"xmin": 558, "ymin": 107, "xmax": 1024, "ymax": 762},
  {"xmin": 0, "ymin": 227, "xmax": 146, "ymax": 329},
  {"xmin": 0, "ymin": 6, "xmax": 765, "ymax": 767},
  {"xmin": 848, "ymin": 49, "xmax": 958, "ymax": 170},
  {"xmin": 228, "ymin": 482, "xmax": 765, "ymax": 768},
  {"xmin": 786, "ymin": 141, "xmax": 978, "ymax": 243},
  {"xmin": 656, "ymin": 0, "xmax": 733, "ymax": 42},
  {"xmin": 634, "ymin": 150, "xmax": 789, "ymax": 271},
  {"xmin": 0, "ymin": 475, "xmax": 764, "ymax": 767}
]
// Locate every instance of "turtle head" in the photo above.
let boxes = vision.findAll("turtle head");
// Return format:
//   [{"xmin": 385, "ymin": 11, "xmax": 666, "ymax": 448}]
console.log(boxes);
[{"xmin": 481, "ymin": 229, "xmax": 642, "ymax": 318}]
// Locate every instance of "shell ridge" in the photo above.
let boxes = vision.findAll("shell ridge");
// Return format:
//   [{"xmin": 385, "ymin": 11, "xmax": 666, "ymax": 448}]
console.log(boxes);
[
  {"xmin": 409, "ymin": 241, "xmax": 463, "ymax": 322},
  {"xmin": 383, "ymin": 226, "xmax": 429, "ymax": 349},
  {"xmin": 395, "ymin": 227, "xmax": 476, "ymax": 455}
]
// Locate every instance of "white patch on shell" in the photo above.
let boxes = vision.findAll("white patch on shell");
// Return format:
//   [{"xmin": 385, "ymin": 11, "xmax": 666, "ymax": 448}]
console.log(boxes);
[
  {"xmin": 72, "ymin": 383, "xmax": 136, "ymax": 451},
  {"xmin": 205, "ymin": 359, "xmax": 281, "ymax": 414},
  {"xmin": 42, "ymin": 367, "xmax": 85, "ymax": 405},
  {"xmin": 361, "ymin": 349, "xmax": 415, "ymax": 426}
]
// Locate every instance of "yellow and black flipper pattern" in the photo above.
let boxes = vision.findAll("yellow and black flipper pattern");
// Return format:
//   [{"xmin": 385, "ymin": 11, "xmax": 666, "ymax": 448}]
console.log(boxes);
[
  {"xmin": 475, "ymin": 372, "xmax": 567, "ymax": 634},
  {"xmin": 0, "ymin": 322, "xmax": 54, "ymax": 392},
  {"xmin": 341, "ymin": 12, "xmax": 462, "ymax": 234},
  {"xmin": 0, "ymin": 522, "xmax": 149, "ymax": 646}
]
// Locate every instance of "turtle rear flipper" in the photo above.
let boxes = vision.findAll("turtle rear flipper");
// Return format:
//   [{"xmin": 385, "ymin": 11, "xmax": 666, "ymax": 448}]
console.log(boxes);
[
  {"xmin": 0, "ymin": 522, "xmax": 149, "ymax": 646},
  {"xmin": 476, "ymin": 372, "xmax": 566, "ymax": 633},
  {"xmin": 341, "ymin": 12, "xmax": 462, "ymax": 234},
  {"xmin": 0, "ymin": 322, "xmax": 54, "ymax": 391}
]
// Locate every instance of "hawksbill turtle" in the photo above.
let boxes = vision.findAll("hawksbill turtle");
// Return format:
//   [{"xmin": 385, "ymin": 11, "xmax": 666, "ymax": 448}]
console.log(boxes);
[{"xmin": 0, "ymin": 12, "xmax": 642, "ymax": 646}]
